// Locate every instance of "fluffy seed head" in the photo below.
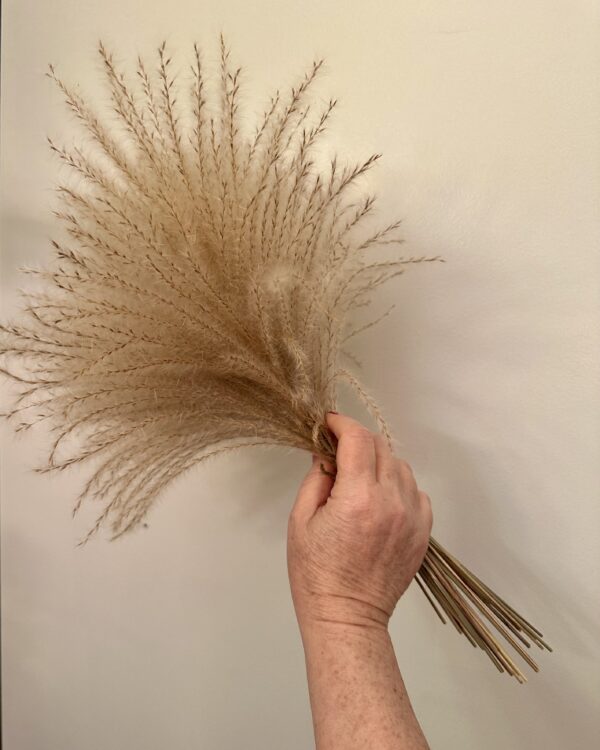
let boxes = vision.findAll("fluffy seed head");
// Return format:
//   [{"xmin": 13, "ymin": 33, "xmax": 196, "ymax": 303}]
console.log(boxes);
[{"xmin": 0, "ymin": 37, "xmax": 441, "ymax": 542}]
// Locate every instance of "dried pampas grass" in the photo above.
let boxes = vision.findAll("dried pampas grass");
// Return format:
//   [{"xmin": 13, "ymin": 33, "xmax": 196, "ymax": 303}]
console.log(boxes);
[{"xmin": 0, "ymin": 37, "xmax": 550, "ymax": 680}]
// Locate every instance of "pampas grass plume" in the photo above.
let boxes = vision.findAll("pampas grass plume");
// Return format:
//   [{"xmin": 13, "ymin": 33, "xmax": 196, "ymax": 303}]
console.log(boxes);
[
  {"xmin": 0, "ymin": 37, "xmax": 551, "ymax": 681},
  {"xmin": 0, "ymin": 37, "xmax": 439, "ymax": 542}
]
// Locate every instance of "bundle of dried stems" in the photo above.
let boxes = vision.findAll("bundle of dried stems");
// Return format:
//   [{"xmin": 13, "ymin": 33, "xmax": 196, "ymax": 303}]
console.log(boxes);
[{"xmin": 0, "ymin": 38, "xmax": 550, "ymax": 680}]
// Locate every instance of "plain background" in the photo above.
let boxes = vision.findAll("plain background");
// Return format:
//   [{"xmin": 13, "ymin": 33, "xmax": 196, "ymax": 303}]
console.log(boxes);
[{"xmin": 1, "ymin": 1, "xmax": 599, "ymax": 748}]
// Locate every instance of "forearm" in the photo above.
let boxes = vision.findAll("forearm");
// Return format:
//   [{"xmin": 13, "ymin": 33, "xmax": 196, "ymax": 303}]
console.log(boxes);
[{"xmin": 299, "ymin": 621, "xmax": 430, "ymax": 750}]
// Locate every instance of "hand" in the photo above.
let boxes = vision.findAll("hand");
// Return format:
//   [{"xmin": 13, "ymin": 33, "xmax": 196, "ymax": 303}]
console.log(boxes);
[{"xmin": 287, "ymin": 412, "xmax": 433, "ymax": 631}]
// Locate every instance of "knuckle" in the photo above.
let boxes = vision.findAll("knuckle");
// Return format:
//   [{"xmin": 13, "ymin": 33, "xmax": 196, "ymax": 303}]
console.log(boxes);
[
  {"xmin": 346, "ymin": 484, "xmax": 381, "ymax": 516},
  {"xmin": 288, "ymin": 502, "xmax": 306, "ymax": 529},
  {"xmin": 379, "ymin": 466, "xmax": 398, "ymax": 488},
  {"xmin": 346, "ymin": 425, "xmax": 373, "ymax": 445},
  {"xmin": 351, "ymin": 491, "xmax": 377, "ymax": 512},
  {"xmin": 367, "ymin": 484, "xmax": 385, "ymax": 505},
  {"xmin": 420, "ymin": 493, "xmax": 433, "ymax": 533},
  {"xmin": 427, "ymin": 504, "xmax": 434, "ymax": 532},
  {"xmin": 396, "ymin": 458, "xmax": 414, "ymax": 480}
]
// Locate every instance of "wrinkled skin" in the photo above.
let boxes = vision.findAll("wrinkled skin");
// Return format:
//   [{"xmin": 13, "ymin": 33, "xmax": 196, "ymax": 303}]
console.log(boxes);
[{"xmin": 287, "ymin": 412, "xmax": 433, "ymax": 630}]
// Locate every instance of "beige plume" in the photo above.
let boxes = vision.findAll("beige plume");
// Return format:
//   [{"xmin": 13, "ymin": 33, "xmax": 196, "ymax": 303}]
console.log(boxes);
[{"xmin": 0, "ymin": 37, "xmax": 550, "ymax": 680}]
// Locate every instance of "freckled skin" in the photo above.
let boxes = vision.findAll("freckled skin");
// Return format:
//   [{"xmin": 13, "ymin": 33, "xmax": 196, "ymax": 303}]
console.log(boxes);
[{"xmin": 287, "ymin": 412, "xmax": 432, "ymax": 750}]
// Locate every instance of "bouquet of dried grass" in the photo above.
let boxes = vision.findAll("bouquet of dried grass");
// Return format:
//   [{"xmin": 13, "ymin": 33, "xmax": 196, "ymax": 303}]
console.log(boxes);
[{"xmin": 0, "ymin": 38, "xmax": 550, "ymax": 681}]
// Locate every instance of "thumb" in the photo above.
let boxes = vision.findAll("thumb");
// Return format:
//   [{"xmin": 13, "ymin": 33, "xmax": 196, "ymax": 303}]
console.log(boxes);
[{"xmin": 290, "ymin": 454, "xmax": 335, "ymax": 524}]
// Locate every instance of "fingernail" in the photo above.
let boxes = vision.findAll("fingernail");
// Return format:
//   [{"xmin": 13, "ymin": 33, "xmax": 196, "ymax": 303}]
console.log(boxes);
[{"xmin": 327, "ymin": 410, "xmax": 338, "ymax": 415}]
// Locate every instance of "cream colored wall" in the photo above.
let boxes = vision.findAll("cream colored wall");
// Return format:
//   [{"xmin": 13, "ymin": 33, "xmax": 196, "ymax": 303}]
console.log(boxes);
[{"xmin": 2, "ymin": 1, "xmax": 599, "ymax": 748}]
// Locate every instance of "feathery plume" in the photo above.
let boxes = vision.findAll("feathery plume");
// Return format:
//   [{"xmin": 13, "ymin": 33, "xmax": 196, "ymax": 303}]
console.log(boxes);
[{"xmin": 0, "ymin": 38, "xmax": 549, "ymax": 680}]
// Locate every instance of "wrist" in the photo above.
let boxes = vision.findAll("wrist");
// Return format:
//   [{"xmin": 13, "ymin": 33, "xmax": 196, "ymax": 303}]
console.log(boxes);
[
  {"xmin": 294, "ymin": 593, "xmax": 391, "ymax": 635},
  {"xmin": 298, "ymin": 616, "xmax": 393, "ymax": 669}
]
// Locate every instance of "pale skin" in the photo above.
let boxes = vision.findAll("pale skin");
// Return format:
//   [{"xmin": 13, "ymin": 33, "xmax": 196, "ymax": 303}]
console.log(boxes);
[{"xmin": 287, "ymin": 412, "xmax": 433, "ymax": 750}]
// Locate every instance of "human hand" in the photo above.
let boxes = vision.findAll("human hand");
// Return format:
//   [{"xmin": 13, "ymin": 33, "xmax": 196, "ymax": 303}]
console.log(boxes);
[{"xmin": 287, "ymin": 412, "xmax": 433, "ymax": 631}]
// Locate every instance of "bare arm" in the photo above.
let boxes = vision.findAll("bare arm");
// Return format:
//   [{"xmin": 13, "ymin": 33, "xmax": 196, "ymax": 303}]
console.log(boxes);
[
  {"xmin": 287, "ymin": 412, "xmax": 432, "ymax": 750},
  {"xmin": 299, "ymin": 620, "xmax": 430, "ymax": 749}
]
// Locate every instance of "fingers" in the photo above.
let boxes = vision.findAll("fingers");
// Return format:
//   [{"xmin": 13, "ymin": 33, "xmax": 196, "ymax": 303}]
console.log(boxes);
[
  {"xmin": 372, "ymin": 433, "xmax": 397, "ymax": 487},
  {"xmin": 370, "ymin": 434, "xmax": 431, "ymax": 533},
  {"xmin": 290, "ymin": 454, "xmax": 335, "ymax": 524},
  {"xmin": 323, "ymin": 414, "xmax": 431, "ymax": 531},
  {"xmin": 325, "ymin": 412, "xmax": 376, "ymax": 482},
  {"xmin": 370, "ymin": 435, "xmax": 419, "ymax": 511}
]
